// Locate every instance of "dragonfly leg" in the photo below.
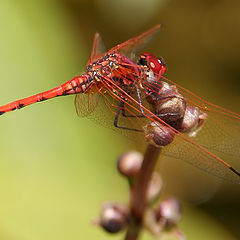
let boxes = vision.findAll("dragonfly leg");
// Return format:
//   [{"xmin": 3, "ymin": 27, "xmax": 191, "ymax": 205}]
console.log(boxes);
[
  {"xmin": 114, "ymin": 101, "xmax": 143, "ymax": 132},
  {"xmin": 136, "ymin": 85, "xmax": 145, "ymax": 114},
  {"xmin": 121, "ymin": 84, "xmax": 147, "ymax": 118},
  {"xmin": 114, "ymin": 101, "xmax": 179, "ymax": 132}
]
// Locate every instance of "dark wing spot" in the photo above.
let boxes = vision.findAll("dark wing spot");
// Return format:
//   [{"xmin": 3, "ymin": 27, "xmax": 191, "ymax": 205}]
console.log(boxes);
[{"xmin": 230, "ymin": 166, "xmax": 240, "ymax": 177}]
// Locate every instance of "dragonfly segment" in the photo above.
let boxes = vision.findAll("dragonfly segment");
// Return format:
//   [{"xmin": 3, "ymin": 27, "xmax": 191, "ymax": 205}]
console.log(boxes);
[{"xmin": 0, "ymin": 75, "xmax": 91, "ymax": 115}]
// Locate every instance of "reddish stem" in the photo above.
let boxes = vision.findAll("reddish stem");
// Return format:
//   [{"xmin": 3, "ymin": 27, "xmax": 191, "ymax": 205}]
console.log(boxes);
[{"xmin": 125, "ymin": 144, "xmax": 161, "ymax": 240}]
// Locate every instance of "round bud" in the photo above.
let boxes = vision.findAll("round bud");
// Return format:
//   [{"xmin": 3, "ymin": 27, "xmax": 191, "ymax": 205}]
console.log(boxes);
[
  {"xmin": 144, "ymin": 121, "xmax": 175, "ymax": 147},
  {"xmin": 155, "ymin": 96, "xmax": 186, "ymax": 124},
  {"xmin": 117, "ymin": 151, "xmax": 143, "ymax": 177},
  {"xmin": 99, "ymin": 203, "xmax": 129, "ymax": 233},
  {"xmin": 180, "ymin": 106, "xmax": 200, "ymax": 132},
  {"xmin": 155, "ymin": 198, "xmax": 182, "ymax": 228},
  {"xmin": 180, "ymin": 106, "xmax": 208, "ymax": 137}
]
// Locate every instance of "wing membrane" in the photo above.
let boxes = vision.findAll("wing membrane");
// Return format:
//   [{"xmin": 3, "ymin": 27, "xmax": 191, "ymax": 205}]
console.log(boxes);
[
  {"xmin": 110, "ymin": 24, "xmax": 161, "ymax": 59},
  {"xmin": 99, "ymin": 72, "xmax": 240, "ymax": 184},
  {"xmin": 87, "ymin": 32, "xmax": 106, "ymax": 64}
]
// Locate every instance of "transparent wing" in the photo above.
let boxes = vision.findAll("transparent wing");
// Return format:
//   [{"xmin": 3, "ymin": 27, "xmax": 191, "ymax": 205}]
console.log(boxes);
[
  {"xmin": 109, "ymin": 24, "xmax": 161, "ymax": 59},
  {"xmin": 87, "ymin": 32, "xmax": 106, "ymax": 65},
  {"xmin": 99, "ymin": 70, "xmax": 240, "ymax": 184},
  {"xmin": 161, "ymin": 134, "xmax": 239, "ymax": 183},
  {"xmin": 89, "ymin": 25, "xmax": 161, "ymax": 62},
  {"xmin": 75, "ymin": 83, "xmax": 146, "ymax": 141},
  {"xmin": 160, "ymin": 75, "xmax": 240, "ymax": 159},
  {"xmin": 74, "ymin": 91, "xmax": 100, "ymax": 118},
  {"xmin": 74, "ymin": 64, "xmax": 240, "ymax": 183},
  {"xmin": 77, "ymin": 26, "xmax": 240, "ymax": 183},
  {"xmin": 77, "ymin": 32, "xmax": 106, "ymax": 116}
]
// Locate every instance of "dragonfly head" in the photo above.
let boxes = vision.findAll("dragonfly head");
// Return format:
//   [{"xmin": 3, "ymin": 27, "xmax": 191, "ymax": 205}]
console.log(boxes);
[{"xmin": 138, "ymin": 53, "xmax": 167, "ymax": 76}]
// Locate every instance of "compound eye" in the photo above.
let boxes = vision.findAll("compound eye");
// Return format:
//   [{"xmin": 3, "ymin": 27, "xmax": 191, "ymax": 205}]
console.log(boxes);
[
  {"xmin": 138, "ymin": 53, "xmax": 167, "ymax": 75},
  {"xmin": 148, "ymin": 57, "xmax": 163, "ymax": 74},
  {"xmin": 149, "ymin": 61, "xmax": 157, "ymax": 70},
  {"xmin": 157, "ymin": 57, "xmax": 167, "ymax": 75},
  {"xmin": 157, "ymin": 57, "xmax": 165, "ymax": 66}
]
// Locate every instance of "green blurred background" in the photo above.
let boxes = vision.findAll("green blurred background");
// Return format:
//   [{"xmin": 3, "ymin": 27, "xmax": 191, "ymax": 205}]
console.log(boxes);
[{"xmin": 0, "ymin": 0, "xmax": 239, "ymax": 239}]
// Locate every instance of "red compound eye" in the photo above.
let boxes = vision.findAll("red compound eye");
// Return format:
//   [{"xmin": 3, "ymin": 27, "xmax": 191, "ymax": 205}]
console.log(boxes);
[
  {"xmin": 157, "ymin": 57, "xmax": 167, "ymax": 75},
  {"xmin": 139, "ymin": 53, "xmax": 167, "ymax": 75}
]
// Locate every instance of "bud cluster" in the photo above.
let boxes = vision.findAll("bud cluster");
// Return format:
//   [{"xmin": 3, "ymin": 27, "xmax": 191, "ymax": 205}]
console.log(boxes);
[
  {"xmin": 94, "ymin": 151, "xmax": 183, "ymax": 239},
  {"xmin": 144, "ymin": 80, "xmax": 208, "ymax": 146}
]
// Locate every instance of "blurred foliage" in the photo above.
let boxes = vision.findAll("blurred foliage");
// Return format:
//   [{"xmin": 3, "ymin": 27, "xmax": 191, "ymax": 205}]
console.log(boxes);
[{"xmin": 0, "ymin": 0, "xmax": 239, "ymax": 239}]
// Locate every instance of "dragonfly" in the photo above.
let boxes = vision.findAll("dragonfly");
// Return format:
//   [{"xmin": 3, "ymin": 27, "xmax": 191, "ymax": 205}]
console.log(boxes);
[{"xmin": 0, "ymin": 25, "xmax": 239, "ymax": 184}]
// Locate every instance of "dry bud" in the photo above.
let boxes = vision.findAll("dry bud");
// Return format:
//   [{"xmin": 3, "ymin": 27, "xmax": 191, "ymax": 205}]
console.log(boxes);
[
  {"xmin": 117, "ymin": 151, "xmax": 143, "ymax": 177},
  {"xmin": 146, "ymin": 82, "xmax": 186, "ymax": 124},
  {"xmin": 144, "ymin": 121, "xmax": 175, "ymax": 147},
  {"xmin": 155, "ymin": 198, "xmax": 182, "ymax": 228},
  {"xmin": 155, "ymin": 96, "xmax": 186, "ymax": 124},
  {"xmin": 99, "ymin": 202, "xmax": 129, "ymax": 233},
  {"xmin": 180, "ymin": 106, "xmax": 208, "ymax": 137}
]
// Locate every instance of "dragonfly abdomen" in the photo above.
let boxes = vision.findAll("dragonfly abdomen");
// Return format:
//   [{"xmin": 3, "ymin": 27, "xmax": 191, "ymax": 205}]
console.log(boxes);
[{"xmin": 0, "ymin": 74, "xmax": 90, "ymax": 116}]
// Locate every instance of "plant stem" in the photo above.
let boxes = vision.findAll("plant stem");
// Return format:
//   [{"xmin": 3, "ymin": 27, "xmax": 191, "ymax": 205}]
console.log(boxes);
[{"xmin": 125, "ymin": 144, "xmax": 161, "ymax": 240}]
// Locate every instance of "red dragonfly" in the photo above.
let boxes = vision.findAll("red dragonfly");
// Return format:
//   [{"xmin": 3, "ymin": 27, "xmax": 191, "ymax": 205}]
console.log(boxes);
[{"xmin": 0, "ymin": 25, "xmax": 239, "ymax": 184}]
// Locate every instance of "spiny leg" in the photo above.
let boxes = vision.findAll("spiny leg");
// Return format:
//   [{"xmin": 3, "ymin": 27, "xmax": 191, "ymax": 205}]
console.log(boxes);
[
  {"xmin": 136, "ymin": 85, "xmax": 144, "ymax": 114},
  {"xmin": 113, "ymin": 101, "xmax": 179, "ymax": 132},
  {"xmin": 114, "ymin": 101, "xmax": 143, "ymax": 132}
]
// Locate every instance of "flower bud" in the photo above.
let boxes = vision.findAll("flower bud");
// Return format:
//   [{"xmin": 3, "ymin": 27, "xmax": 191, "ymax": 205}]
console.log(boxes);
[
  {"xmin": 180, "ymin": 106, "xmax": 208, "ymax": 137},
  {"xmin": 155, "ymin": 198, "xmax": 182, "ymax": 228},
  {"xmin": 144, "ymin": 121, "xmax": 175, "ymax": 147},
  {"xmin": 117, "ymin": 151, "xmax": 143, "ymax": 177},
  {"xmin": 99, "ymin": 202, "xmax": 129, "ymax": 233},
  {"xmin": 155, "ymin": 96, "xmax": 186, "ymax": 124}
]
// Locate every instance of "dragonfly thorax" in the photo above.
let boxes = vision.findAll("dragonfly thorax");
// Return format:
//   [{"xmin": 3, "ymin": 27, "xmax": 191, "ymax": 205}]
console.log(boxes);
[
  {"xmin": 86, "ymin": 52, "xmax": 143, "ymax": 94},
  {"xmin": 86, "ymin": 52, "xmax": 119, "ymax": 80}
]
